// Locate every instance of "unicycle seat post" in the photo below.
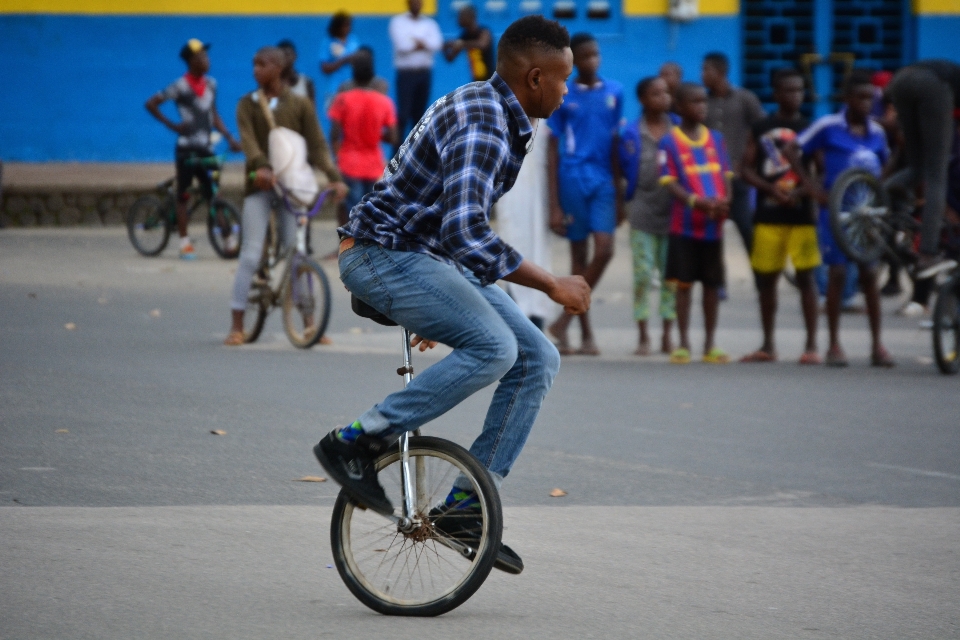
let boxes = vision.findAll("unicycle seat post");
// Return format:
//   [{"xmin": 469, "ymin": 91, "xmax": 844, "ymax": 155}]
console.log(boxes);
[{"xmin": 398, "ymin": 326, "xmax": 417, "ymax": 521}]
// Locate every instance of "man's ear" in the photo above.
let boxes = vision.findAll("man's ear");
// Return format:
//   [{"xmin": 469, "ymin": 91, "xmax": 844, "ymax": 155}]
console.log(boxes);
[{"xmin": 527, "ymin": 68, "xmax": 542, "ymax": 92}]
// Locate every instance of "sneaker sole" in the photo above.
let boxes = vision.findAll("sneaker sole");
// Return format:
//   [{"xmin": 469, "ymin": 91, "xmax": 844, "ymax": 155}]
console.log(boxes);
[{"xmin": 312, "ymin": 441, "xmax": 394, "ymax": 516}]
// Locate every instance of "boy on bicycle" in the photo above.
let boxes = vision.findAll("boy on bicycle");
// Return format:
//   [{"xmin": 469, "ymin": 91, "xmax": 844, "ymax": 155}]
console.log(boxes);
[
  {"xmin": 146, "ymin": 39, "xmax": 241, "ymax": 260},
  {"xmin": 314, "ymin": 16, "xmax": 590, "ymax": 574},
  {"xmin": 223, "ymin": 47, "xmax": 346, "ymax": 346}
]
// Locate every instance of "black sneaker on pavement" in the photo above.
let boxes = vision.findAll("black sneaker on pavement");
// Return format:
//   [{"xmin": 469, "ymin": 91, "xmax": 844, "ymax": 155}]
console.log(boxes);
[
  {"xmin": 429, "ymin": 504, "xmax": 524, "ymax": 575},
  {"xmin": 313, "ymin": 430, "xmax": 394, "ymax": 516}
]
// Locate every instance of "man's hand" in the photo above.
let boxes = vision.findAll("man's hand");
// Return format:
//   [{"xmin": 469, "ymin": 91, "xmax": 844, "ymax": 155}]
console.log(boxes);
[
  {"xmin": 771, "ymin": 185, "xmax": 793, "ymax": 206},
  {"xmin": 328, "ymin": 181, "xmax": 349, "ymax": 201},
  {"xmin": 549, "ymin": 206, "xmax": 567, "ymax": 236},
  {"xmin": 171, "ymin": 122, "xmax": 192, "ymax": 135},
  {"xmin": 410, "ymin": 335, "xmax": 438, "ymax": 351},
  {"xmin": 254, "ymin": 167, "xmax": 275, "ymax": 191},
  {"xmin": 228, "ymin": 137, "xmax": 243, "ymax": 153},
  {"xmin": 547, "ymin": 275, "xmax": 591, "ymax": 315}
]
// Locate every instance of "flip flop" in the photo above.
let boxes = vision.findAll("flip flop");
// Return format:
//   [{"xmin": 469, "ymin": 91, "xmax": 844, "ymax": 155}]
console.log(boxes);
[
  {"xmin": 576, "ymin": 343, "xmax": 600, "ymax": 356},
  {"xmin": 825, "ymin": 349, "xmax": 848, "ymax": 367},
  {"xmin": 739, "ymin": 350, "xmax": 777, "ymax": 363},
  {"xmin": 223, "ymin": 331, "xmax": 245, "ymax": 347},
  {"xmin": 669, "ymin": 348, "xmax": 691, "ymax": 364},
  {"xmin": 798, "ymin": 352, "xmax": 822, "ymax": 365},
  {"xmin": 703, "ymin": 347, "xmax": 730, "ymax": 364},
  {"xmin": 871, "ymin": 348, "xmax": 895, "ymax": 368}
]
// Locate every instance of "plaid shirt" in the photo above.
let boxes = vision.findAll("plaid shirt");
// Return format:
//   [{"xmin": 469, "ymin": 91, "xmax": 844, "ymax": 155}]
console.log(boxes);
[{"xmin": 339, "ymin": 73, "xmax": 532, "ymax": 286}]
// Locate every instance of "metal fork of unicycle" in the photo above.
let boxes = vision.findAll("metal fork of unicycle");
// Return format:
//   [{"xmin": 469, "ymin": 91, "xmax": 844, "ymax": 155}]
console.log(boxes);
[{"xmin": 397, "ymin": 326, "xmax": 424, "ymax": 531}]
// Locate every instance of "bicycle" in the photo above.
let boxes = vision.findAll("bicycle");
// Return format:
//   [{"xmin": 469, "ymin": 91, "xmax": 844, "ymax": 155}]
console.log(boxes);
[
  {"xmin": 239, "ymin": 187, "xmax": 332, "ymax": 349},
  {"xmin": 328, "ymin": 294, "xmax": 503, "ymax": 616},
  {"xmin": 126, "ymin": 154, "xmax": 241, "ymax": 259}
]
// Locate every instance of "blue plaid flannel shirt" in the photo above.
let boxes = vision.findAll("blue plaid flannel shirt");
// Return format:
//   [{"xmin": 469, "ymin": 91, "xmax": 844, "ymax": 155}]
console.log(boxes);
[{"xmin": 338, "ymin": 73, "xmax": 532, "ymax": 286}]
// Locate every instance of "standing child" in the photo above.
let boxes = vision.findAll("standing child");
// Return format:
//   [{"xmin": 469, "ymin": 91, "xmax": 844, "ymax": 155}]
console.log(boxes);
[
  {"xmin": 621, "ymin": 76, "xmax": 676, "ymax": 355},
  {"xmin": 659, "ymin": 83, "xmax": 733, "ymax": 364},
  {"xmin": 546, "ymin": 32, "xmax": 624, "ymax": 355},
  {"xmin": 792, "ymin": 70, "xmax": 894, "ymax": 367},
  {"xmin": 145, "ymin": 39, "xmax": 242, "ymax": 259},
  {"xmin": 739, "ymin": 68, "xmax": 821, "ymax": 364},
  {"xmin": 328, "ymin": 53, "xmax": 399, "ymax": 216}
]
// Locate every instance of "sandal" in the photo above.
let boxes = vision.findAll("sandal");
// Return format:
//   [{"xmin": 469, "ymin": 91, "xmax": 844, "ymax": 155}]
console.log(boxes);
[
  {"xmin": 223, "ymin": 331, "xmax": 245, "ymax": 346},
  {"xmin": 576, "ymin": 342, "xmax": 600, "ymax": 356},
  {"xmin": 798, "ymin": 352, "xmax": 823, "ymax": 365},
  {"xmin": 703, "ymin": 347, "xmax": 730, "ymax": 364},
  {"xmin": 669, "ymin": 348, "xmax": 691, "ymax": 364},
  {"xmin": 739, "ymin": 350, "xmax": 776, "ymax": 363},
  {"xmin": 825, "ymin": 348, "xmax": 848, "ymax": 367},
  {"xmin": 871, "ymin": 347, "xmax": 895, "ymax": 368}
]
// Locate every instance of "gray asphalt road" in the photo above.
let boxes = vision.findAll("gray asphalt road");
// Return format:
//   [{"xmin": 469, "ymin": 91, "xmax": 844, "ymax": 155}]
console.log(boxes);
[{"xmin": 1, "ymin": 226, "xmax": 958, "ymax": 638}]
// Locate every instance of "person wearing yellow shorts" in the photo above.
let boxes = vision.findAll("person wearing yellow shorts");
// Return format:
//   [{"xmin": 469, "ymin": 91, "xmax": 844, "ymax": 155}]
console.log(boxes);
[{"xmin": 739, "ymin": 69, "xmax": 821, "ymax": 364}]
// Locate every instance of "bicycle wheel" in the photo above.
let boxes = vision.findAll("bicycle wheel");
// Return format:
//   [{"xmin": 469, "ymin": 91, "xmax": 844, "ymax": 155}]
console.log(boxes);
[
  {"xmin": 242, "ymin": 281, "xmax": 270, "ymax": 344},
  {"xmin": 330, "ymin": 436, "xmax": 503, "ymax": 617},
  {"xmin": 828, "ymin": 168, "xmax": 891, "ymax": 264},
  {"xmin": 127, "ymin": 194, "xmax": 172, "ymax": 256},
  {"xmin": 932, "ymin": 276, "xmax": 960, "ymax": 375},
  {"xmin": 280, "ymin": 255, "xmax": 331, "ymax": 348},
  {"xmin": 206, "ymin": 199, "xmax": 242, "ymax": 260}
]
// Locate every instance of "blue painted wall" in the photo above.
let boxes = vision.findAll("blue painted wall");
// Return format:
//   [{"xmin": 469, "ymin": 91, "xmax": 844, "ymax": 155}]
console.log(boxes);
[
  {"xmin": 1, "ymin": 14, "xmax": 738, "ymax": 161},
  {"xmin": 1, "ymin": 11, "xmax": 957, "ymax": 161}
]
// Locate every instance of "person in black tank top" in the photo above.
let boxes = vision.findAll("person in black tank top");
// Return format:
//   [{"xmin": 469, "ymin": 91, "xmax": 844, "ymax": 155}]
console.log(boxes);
[{"xmin": 739, "ymin": 68, "xmax": 822, "ymax": 365}]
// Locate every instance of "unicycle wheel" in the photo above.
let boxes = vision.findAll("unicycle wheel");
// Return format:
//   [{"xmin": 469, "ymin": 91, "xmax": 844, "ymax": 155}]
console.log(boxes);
[{"xmin": 330, "ymin": 436, "xmax": 502, "ymax": 616}]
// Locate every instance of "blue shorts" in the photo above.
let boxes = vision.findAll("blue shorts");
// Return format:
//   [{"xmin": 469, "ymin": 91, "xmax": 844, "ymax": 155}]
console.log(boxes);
[
  {"xmin": 817, "ymin": 206, "xmax": 850, "ymax": 266},
  {"xmin": 558, "ymin": 169, "xmax": 616, "ymax": 242}
]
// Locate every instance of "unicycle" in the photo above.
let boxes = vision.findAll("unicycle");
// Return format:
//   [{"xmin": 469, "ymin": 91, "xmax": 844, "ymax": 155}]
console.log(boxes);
[{"xmin": 328, "ymin": 296, "xmax": 504, "ymax": 617}]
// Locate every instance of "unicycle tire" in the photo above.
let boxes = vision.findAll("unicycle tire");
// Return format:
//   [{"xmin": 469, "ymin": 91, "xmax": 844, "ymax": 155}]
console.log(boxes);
[
  {"xmin": 932, "ymin": 276, "xmax": 960, "ymax": 375},
  {"xmin": 330, "ymin": 436, "xmax": 503, "ymax": 617},
  {"xmin": 828, "ymin": 168, "xmax": 891, "ymax": 264}
]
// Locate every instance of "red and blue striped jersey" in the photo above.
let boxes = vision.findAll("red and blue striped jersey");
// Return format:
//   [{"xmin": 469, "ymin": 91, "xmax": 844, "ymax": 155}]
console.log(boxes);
[{"xmin": 658, "ymin": 125, "xmax": 733, "ymax": 241}]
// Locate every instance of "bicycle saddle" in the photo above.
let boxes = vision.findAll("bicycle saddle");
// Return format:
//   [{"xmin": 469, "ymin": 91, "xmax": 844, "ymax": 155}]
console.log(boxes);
[{"xmin": 351, "ymin": 295, "xmax": 398, "ymax": 327}]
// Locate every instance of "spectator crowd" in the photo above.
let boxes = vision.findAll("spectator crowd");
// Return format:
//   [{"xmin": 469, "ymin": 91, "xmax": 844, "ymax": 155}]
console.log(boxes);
[{"xmin": 145, "ymin": 6, "xmax": 960, "ymax": 366}]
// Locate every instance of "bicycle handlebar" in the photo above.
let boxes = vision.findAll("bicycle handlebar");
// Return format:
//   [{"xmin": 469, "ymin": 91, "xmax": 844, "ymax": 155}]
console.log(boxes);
[{"xmin": 273, "ymin": 184, "xmax": 332, "ymax": 220}]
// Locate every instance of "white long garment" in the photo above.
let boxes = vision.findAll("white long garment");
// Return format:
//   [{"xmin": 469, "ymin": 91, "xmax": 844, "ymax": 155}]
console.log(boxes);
[{"xmin": 497, "ymin": 127, "xmax": 556, "ymax": 320}]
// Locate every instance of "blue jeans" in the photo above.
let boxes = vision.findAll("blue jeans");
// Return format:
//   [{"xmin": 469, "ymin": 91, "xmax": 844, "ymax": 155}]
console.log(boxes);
[
  {"xmin": 343, "ymin": 176, "xmax": 376, "ymax": 213},
  {"xmin": 338, "ymin": 242, "xmax": 561, "ymax": 485}
]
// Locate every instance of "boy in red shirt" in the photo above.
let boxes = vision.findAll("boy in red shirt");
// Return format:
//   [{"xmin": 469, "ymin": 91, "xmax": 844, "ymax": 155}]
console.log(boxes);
[{"xmin": 328, "ymin": 51, "xmax": 399, "ymax": 214}]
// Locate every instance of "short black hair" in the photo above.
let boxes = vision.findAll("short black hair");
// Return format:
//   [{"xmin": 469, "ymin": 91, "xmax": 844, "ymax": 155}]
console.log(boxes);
[
  {"xmin": 327, "ymin": 11, "xmax": 351, "ymax": 38},
  {"xmin": 844, "ymin": 68, "xmax": 875, "ymax": 95},
  {"xmin": 352, "ymin": 51, "xmax": 374, "ymax": 85},
  {"xmin": 635, "ymin": 75, "xmax": 660, "ymax": 100},
  {"xmin": 276, "ymin": 39, "xmax": 296, "ymax": 53},
  {"xmin": 676, "ymin": 81, "xmax": 706, "ymax": 104},
  {"xmin": 496, "ymin": 15, "xmax": 570, "ymax": 63},
  {"xmin": 255, "ymin": 46, "xmax": 286, "ymax": 67},
  {"xmin": 772, "ymin": 67, "xmax": 803, "ymax": 90},
  {"xmin": 703, "ymin": 52, "xmax": 729, "ymax": 75},
  {"xmin": 569, "ymin": 32, "xmax": 596, "ymax": 52}
]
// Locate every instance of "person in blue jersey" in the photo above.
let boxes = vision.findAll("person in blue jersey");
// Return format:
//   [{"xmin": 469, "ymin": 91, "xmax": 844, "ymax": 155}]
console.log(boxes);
[
  {"xmin": 659, "ymin": 83, "xmax": 733, "ymax": 365},
  {"xmin": 313, "ymin": 16, "xmax": 589, "ymax": 575},
  {"xmin": 319, "ymin": 12, "xmax": 360, "ymax": 111},
  {"xmin": 546, "ymin": 32, "xmax": 624, "ymax": 355},
  {"xmin": 790, "ymin": 70, "xmax": 895, "ymax": 368}
]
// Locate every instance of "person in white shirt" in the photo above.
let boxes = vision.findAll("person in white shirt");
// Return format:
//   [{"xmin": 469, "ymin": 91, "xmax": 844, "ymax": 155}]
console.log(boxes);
[{"xmin": 388, "ymin": 0, "xmax": 442, "ymax": 148}]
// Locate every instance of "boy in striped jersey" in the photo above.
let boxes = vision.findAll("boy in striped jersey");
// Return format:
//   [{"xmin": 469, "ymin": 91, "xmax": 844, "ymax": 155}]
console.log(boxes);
[{"xmin": 659, "ymin": 82, "xmax": 733, "ymax": 364}]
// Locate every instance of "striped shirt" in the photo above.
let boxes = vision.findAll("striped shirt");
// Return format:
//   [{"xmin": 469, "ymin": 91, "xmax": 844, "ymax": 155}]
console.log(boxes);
[
  {"xmin": 658, "ymin": 125, "xmax": 733, "ymax": 241},
  {"xmin": 339, "ymin": 73, "xmax": 531, "ymax": 286}
]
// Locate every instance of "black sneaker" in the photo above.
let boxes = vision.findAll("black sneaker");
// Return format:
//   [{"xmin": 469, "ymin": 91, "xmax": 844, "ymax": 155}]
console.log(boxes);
[
  {"xmin": 313, "ymin": 430, "xmax": 394, "ymax": 516},
  {"xmin": 429, "ymin": 504, "xmax": 524, "ymax": 575}
]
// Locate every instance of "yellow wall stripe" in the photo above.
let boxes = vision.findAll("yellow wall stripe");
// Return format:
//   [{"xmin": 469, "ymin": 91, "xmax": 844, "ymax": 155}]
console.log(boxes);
[
  {"xmin": 0, "ymin": 0, "xmax": 433, "ymax": 15},
  {"xmin": 914, "ymin": 0, "xmax": 960, "ymax": 14},
  {"xmin": 624, "ymin": 0, "xmax": 738, "ymax": 17},
  {"xmin": 1, "ymin": 0, "xmax": 743, "ymax": 16}
]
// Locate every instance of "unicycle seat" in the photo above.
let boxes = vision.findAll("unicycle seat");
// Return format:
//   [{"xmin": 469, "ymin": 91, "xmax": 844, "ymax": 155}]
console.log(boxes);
[{"xmin": 350, "ymin": 294, "xmax": 398, "ymax": 327}]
